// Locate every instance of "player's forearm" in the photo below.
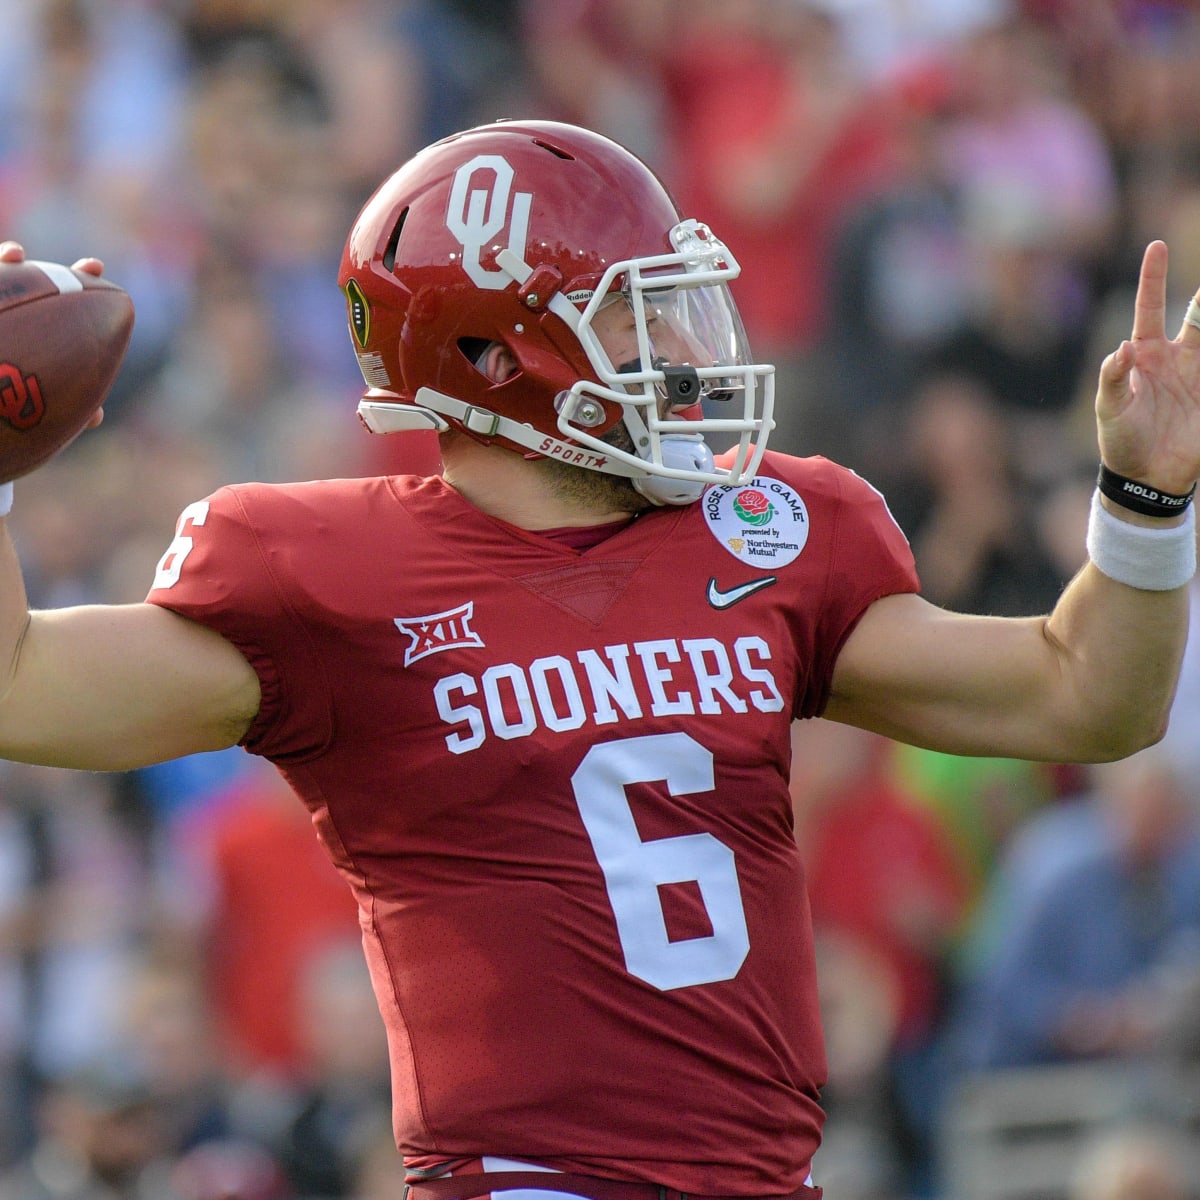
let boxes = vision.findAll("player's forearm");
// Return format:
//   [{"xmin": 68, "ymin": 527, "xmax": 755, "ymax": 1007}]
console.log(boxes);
[
  {"xmin": 0, "ymin": 520, "xmax": 33, "ymax": 712},
  {"xmin": 0, "ymin": 521, "xmax": 104, "ymax": 766},
  {"xmin": 1039, "ymin": 558, "xmax": 1188, "ymax": 759},
  {"xmin": 827, "ymin": 555, "xmax": 1188, "ymax": 764}
]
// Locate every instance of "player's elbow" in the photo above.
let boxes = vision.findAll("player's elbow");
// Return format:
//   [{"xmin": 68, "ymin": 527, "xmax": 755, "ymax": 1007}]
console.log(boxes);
[
  {"xmin": 1037, "ymin": 617, "xmax": 1177, "ymax": 764},
  {"xmin": 1109, "ymin": 713, "xmax": 1171, "ymax": 761},
  {"xmin": 1068, "ymin": 707, "xmax": 1171, "ymax": 764}
]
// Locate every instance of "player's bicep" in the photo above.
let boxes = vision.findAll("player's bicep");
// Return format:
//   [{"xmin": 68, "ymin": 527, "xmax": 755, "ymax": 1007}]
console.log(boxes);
[
  {"xmin": 824, "ymin": 591, "xmax": 1064, "ymax": 759},
  {"xmin": 3, "ymin": 602, "xmax": 260, "ymax": 770}
]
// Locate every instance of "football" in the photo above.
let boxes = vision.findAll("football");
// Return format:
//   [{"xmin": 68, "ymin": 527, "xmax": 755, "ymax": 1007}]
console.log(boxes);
[{"xmin": 0, "ymin": 259, "xmax": 135, "ymax": 483}]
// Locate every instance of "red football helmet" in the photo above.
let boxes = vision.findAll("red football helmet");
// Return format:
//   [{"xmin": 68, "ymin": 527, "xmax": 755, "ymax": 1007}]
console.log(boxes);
[{"xmin": 338, "ymin": 120, "xmax": 774, "ymax": 504}]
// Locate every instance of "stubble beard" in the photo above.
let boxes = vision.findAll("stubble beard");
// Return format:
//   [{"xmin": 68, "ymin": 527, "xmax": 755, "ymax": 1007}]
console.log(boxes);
[
  {"xmin": 536, "ymin": 457, "xmax": 652, "ymax": 516},
  {"xmin": 537, "ymin": 417, "xmax": 655, "ymax": 515}
]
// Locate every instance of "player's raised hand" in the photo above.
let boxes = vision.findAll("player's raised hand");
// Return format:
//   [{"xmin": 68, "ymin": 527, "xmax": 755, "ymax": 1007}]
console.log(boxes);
[
  {"xmin": 0, "ymin": 241, "xmax": 113, "ymax": 438},
  {"xmin": 0, "ymin": 244, "xmax": 126, "ymax": 465},
  {"xmin": 1096, "ymin": 240, "xmax": 1200, "ymax": 498}
]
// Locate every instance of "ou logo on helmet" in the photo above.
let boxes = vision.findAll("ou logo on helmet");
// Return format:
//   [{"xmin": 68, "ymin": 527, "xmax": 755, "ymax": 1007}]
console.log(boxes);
[{"xmin": 446, "ymin": 154, "xmax": 533, "ymax": 290}]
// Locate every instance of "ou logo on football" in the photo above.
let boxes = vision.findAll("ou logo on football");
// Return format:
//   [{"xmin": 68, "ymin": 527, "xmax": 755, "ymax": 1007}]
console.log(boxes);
[
  {"xmin": 446, "ymin": 154, "xmax": 532, "ymax": 290},
  {"xmin": 0, "ymin": 364, "xmax": 45, "ymax": 430}
]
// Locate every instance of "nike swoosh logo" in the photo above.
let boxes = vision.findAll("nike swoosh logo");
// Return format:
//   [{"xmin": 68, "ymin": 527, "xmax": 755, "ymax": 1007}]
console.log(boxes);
[{"xmin": 706, "ymin": 575, "xmax": 778, "ymax": 609}]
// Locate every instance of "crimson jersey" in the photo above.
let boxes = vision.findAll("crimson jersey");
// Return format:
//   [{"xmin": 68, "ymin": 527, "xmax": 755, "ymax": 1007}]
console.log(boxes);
[{"xmin": 145, "ymin": 450, "xmax": 918, "ymax": 1194}]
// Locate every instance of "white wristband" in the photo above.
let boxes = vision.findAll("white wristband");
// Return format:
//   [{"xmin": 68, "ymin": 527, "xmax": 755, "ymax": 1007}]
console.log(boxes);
[
  {"xmin": 1086, "ymin": 489, "xmax": 1196, "ymax": 590},
  {"xmin": 0, "ymin": 482, "xmax": 12, "ymax": 518}
]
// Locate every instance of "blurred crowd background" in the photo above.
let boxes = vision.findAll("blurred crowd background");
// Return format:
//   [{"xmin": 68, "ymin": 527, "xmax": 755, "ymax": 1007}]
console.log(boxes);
[{"xmin": 3, "ymin": 1, "xmax": 1200, "ymax": 1198}]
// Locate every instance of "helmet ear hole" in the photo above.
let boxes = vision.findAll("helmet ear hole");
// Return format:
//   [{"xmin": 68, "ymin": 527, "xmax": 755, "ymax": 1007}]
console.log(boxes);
[
  {"xmin": 458, "ymin": 338, "xmax": 506, "ymax": 379},
  {"xmin": 458, "ymin": 339, "xmax": 519, "ymax": 383},
  {"xmin": 458, "ymin": 337, "xmax": 494, "ymax": 375}
]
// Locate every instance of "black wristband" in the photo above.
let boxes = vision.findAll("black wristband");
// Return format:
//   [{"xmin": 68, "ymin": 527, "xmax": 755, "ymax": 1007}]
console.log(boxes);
[{"xmin": 1097, "ymin": 464, "xmax": 1196, "ymax": 518}]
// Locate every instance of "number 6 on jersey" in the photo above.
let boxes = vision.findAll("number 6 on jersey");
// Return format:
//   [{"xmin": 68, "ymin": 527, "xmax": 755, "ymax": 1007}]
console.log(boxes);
[
  {"xmin": 572, "ymin": 732, "xmax": 751, "ymax": 991},
  {"xmin": 153, "ymin": 499, "xmax": 210, "ymax": 590}
]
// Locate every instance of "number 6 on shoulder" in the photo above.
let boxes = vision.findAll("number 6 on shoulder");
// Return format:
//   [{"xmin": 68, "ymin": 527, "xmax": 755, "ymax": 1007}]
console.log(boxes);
[{"xmin": 152, "ymin": 500, "xmax": 210, "ymax": 590}]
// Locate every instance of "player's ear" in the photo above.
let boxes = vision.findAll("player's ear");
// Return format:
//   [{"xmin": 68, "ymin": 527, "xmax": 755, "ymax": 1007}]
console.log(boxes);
[{"xmin": 478, "ymin": 343, "xmax": 518, "ymax": 384}]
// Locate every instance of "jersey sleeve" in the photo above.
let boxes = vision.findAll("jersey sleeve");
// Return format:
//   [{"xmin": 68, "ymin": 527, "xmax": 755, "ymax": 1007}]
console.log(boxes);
[
  {"xmin": 798, "ymin": 458, "xmax": 920, "ymax": 718},
  {"xmin": 143, "ymin": 486, "xmax": 334, "ymax": 762}
]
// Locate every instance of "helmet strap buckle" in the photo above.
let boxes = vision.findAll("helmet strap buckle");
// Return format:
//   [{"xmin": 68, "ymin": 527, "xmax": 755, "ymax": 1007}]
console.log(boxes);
[{"xmin": 463, "ymin": 406, "xmax": 502, "ymax": 437}]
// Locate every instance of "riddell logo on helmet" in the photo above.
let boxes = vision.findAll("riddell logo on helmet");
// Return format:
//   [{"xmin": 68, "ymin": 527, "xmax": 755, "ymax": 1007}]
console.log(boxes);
[
  {"xmin": 0, "ymin": 363, "xmax": 45, "ymax": 430},
  {"xmin": 446, "ymin": 154, "xmax": 533, "ymax": 290}
]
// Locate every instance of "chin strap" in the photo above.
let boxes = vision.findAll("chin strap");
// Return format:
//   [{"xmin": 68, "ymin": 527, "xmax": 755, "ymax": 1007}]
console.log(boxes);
[{"xmin": 360, "ymin": 388, "xmax": 731, "ymax": 505}]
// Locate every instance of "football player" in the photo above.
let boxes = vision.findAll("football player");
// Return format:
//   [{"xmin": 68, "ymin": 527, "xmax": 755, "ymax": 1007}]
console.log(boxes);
[{"xmin": 2, "ymin": 120, "xmax": 1199, "ymax": 1200}]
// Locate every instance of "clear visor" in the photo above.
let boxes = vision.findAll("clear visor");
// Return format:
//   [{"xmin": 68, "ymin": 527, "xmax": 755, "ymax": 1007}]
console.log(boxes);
[
  {"xmin": 578, "ymin": 220, "xmax": 752, "ymax": 402},
  {"xmin": 560, "ymin": 220, "xmax": 774, "ymax": 485},
  {"xmin": 613, "ymin": 281, "xmax": 751, "ymax": 404}
]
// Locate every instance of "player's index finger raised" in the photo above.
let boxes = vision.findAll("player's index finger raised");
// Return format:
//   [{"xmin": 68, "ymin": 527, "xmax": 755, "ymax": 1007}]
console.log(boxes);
[{"xmin": 1131, "ymin": 239, "xmax": 1169, "ymax": 342}]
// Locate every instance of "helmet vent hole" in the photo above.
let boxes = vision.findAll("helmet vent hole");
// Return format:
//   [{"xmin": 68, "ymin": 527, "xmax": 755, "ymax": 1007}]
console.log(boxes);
[
  {"xmin": 533, "ymin": 139, "xmax": 574, "ymax": 161},
  {"xmin": 383, "ymin": 207, "xmax": 409, "ymax": 272}
]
